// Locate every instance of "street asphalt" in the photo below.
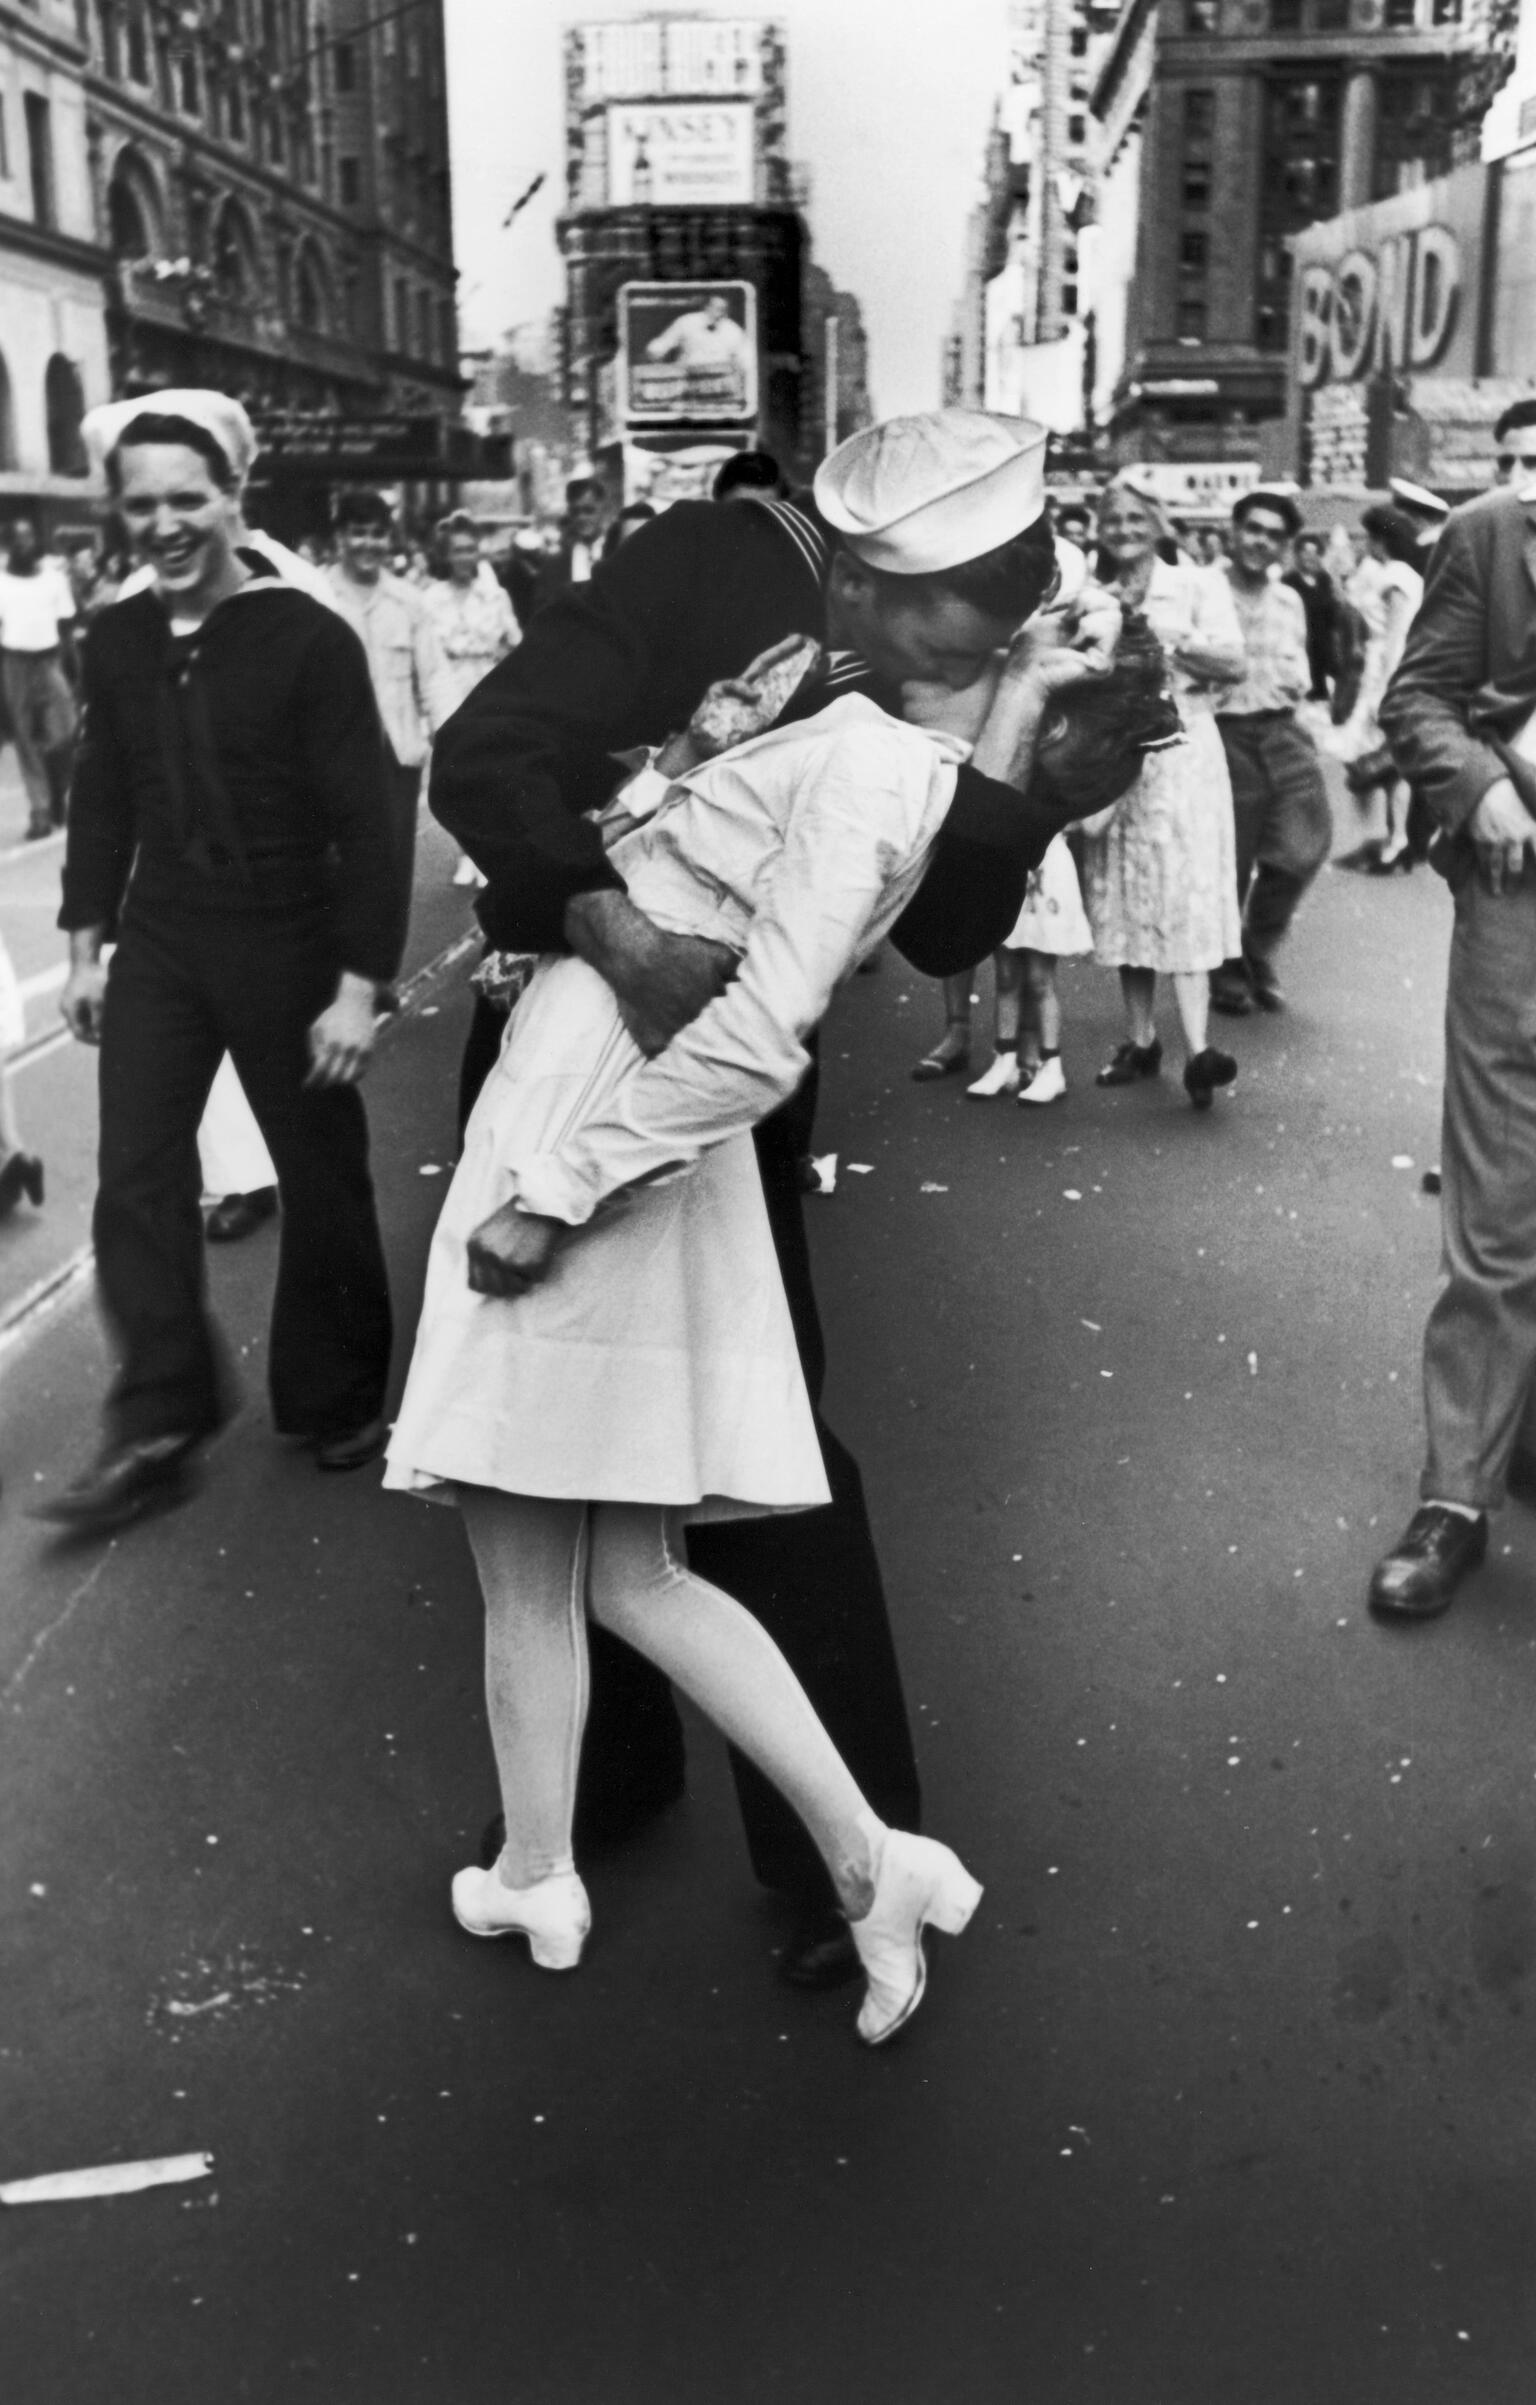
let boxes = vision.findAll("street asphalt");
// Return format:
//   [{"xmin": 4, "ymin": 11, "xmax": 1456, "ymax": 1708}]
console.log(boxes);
[{"xmin": 1, "ymin": 825, "xmax": 1533, "ymax": 2403}]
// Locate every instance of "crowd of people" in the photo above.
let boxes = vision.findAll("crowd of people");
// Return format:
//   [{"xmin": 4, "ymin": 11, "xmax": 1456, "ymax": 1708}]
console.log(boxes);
[{"xmin": 4, "ymin": 384, "xmax": 1536, "ymax": 2056}]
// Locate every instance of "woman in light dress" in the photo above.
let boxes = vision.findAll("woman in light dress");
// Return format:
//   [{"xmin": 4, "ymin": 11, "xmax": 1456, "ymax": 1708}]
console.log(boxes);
[
  {"xmin": 1327, "ymin": 505, "xmax": 1424, "ymax": 874},
  {"xmin": 1079, "ymin": 478, "xmax": 1246, "ymax": 1112},
  {"xmin": 915, "ymin": 835, "xmax": 1093, "ymax": 1105}
]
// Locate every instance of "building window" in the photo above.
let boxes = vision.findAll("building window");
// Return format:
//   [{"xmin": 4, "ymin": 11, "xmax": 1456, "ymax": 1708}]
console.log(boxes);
[
  {"xmin": 1071, "ymin": 23, "xmax": 1088, "ymax": 52},
  {"xmin": 334, "ymin": 40, "xmax": 355, "ymax": 92},
  {"xmin": 127, "ymin": 9, "xmax": 148, "ymax": 81},
  {"xmin": 1383, "ymin": 0, "xmax": 1417, "ymax": 23},
  {"xmin": 1068, "ymin": 113, "xmax": 1086, "ymax": 144},
  {"xmin": 1430, "ymin": 0, "xmax": 1462, "ymax": 22},
  {"xmin": 228, "ymin": 77, "xmax": 245, "ymax": 141},
  {"xmin": 339, "ymin": 155, "xmax": 359, "ymax": 204},
  {"xmin": 1315, "ymin": 0, "xmax": 1349, "ymax": 25},
  {"xmin": 1181, "ymin": 229, "xmax": 1209, "ymax": 269},
  {"xmin": 1186, "ymin": 0, "xmax": 1217, "ymax": 27},
  {"xmin": 395, "ymin": 276, "xmax": 409, "ymax": 350},
  {"xmin": 1374, "ymin": 63, "xmax": 1458, "ymax": 195},
  {"xmin": 438, "ymin": 296, "xmax": 455, "ymax": 365},
  {"xmin": 23, "ymin": 93, "xmax": 55, "ymax": 229},
  {"xmin": 1269, "ymin": 0, "xmax": 1302, "ymax": 29},
  {"xmin": 1181, "ymin": 158, "xmax": 1211, "ymax": 207},
  {"xmin": 45, "ymin": 354, "xmax": 88, "ymax": 475},
  {"xmin": 178, "ymin": 49, "xmax": 199, "ymax": 114},
  {"xmin": 1178, "ymin": 297, "xmax": 1209, "ymax": 338},
  {"xmin": 1256, "ymin": 69, "xmax": 1341, "ymax": 348}
]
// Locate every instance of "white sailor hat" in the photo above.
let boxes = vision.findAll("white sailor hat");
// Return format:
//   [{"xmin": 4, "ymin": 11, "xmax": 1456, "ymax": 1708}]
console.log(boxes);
[
  {"xmin": 1388, "ymin": 477, "xmax": 1449, "ymax": 520},
  {"xmin": 815, "ymin": 409, "xmax": 1048, "ymax": 575},
  {"xmin": 83, "ymin": 388, "xmax": 257, "ymax": 485}
]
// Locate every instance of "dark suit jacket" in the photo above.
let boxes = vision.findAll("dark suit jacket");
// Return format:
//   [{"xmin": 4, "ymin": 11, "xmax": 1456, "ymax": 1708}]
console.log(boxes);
[{"xmin": 1380, "ymin": 487, "xmax": 1536, "ymax": 847}]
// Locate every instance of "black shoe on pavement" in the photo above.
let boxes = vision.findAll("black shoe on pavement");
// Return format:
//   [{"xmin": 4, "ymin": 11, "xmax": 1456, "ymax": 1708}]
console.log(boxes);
[
  {"xmin": 1368, "ymin": 1505, "xmax": 1488, "ymax": 1621},
  {"xmin": 205, "ymin": 1187, "xmax": 278, "ymax": 1243},
  {"xmin": 1097, "ymin": 1039, "xmax": 1163, "ymax": 1087},
  {"xmin": 1245, "ymin": 955, "xmax": 1286, "ymax": 1013},
  {"xmin": 1209, "ymin": 983, "xmax": 1253, "ymax": 1017},
  {"xmin": 31, "ymin": 1432, "xmax": 205, "ymax": 1535},
  {"xmin": 1183, "ymin": 1047, "xmax": 1237, "ymax": 1111},
  {"xmin": 314, "ymin": 1416, "xmax": 388, "ymax": 1472},
  {"xmin": 779, "ymin": 1902, "xmax": 862, "ymax": 1991},
  {"xmin": 0, "ymin": 1152, "xmax": 44, "ymax": 1218}
]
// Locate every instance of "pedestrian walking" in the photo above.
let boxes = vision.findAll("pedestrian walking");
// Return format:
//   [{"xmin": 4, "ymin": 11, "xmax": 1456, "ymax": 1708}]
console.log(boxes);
[
  {"xmin": 1328, "ymin": 506, "xmax": 1423, "ymax": 872},
  {"xmin": 326, "ymin": 488, "xmax": 456, "ymax": 914},
  {"xmin": 1283, "ymin": 532, "xmax": 1339, "ymax": 704},
  {"xmin": 1209, "ymin": 489, "xmax": 1333, "ymax": 1017},
  {"xmin": 37, "ymin": 393, "xmax": 403, "ymax": 1535},
  {"xmin": 0, "ymin": 932, "xmax": 43, "ymax": 1219},
  {"xmin": 1366, "ymin": 467, "xmax": 1536, "ymax": 1619},
  {"xmin": 0, "ymin": 516, "xmax": 79, "ymax": 839},
  {"xmin": 423, "ymin": 511, "xmax": 520, "ymax": 889},
  {"xmin": 1080, "ymin": 475, "xmax": 1246, "ymax": 1110},
  {"xmin": 430, "ymin": 408, "xmax": 1110, "ymax": 1988}
]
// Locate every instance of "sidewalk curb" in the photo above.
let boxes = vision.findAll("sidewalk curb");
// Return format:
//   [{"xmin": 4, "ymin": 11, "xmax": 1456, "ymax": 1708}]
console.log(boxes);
[{"xmin": 0, "ymin": 927, "xmax": 481, "ymax": 1372}]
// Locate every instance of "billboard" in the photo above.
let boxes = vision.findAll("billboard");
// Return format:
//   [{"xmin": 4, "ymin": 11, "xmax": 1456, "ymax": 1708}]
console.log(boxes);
[
  {"xmin": 606, "ymin": 100, "xmax": 755, "ymax": 206},
  {"xmin": 618, "ymin": 282, "xmax": 757, "ymax": 425},
  {"xmin": 578, "ymin": 18, "xmax": 765, "ymax": 102}
]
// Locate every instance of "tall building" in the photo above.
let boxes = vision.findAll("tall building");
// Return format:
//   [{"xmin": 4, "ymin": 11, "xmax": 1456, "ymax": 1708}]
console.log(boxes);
[
  {"xmin": 84, "ymin": 0, "xmax": 458, "ymax": 422},
  {"xmin": 945, "ymin": 0, "xmax": 1112, "ymax": 434},
  {"xmin": 0, "ymin": 0, "xmax": 112, "ymax": 530},
  {"xmin": 1093, "ymin": 0, "xmax": 1502, "ymax": 465},
  {"xmin": 558, "ymin": 12, "xmax": 864, "ymax": 497}
]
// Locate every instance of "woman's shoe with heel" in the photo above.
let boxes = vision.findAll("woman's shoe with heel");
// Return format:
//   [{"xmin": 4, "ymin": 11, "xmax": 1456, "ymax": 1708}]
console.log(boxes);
[
  {"xmin": 848, "ymin": 1823, "xmax": 983, "ymax": 2046},
  {"xmin": 451, "ymin": 1862, "xmax": 591, "ymax": 1970}
]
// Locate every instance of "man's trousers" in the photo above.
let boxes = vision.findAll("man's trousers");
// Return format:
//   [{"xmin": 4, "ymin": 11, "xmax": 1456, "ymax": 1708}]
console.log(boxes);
[
  {"xmin": 1, "ymin": 647, "xmax": 76, "ymax": 831},
  {"xmin": 1214, "ymin": 711, "xmax": 1332, "ymax": 988},
  {"xmin": 1421, "ymin": 866, "xmax": 1536, "ymax": 1510},
  {"xmin": 458, "ymin": 993, "xmax": 923, "ymax": 1904},
  {"xmin": 95, "ymin": 889, "xmax": 393, "ymax": 1448}
]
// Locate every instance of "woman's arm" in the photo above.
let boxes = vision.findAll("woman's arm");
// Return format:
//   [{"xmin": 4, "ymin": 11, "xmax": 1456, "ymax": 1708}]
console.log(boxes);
[
  {"xmin": 505, "ymin": 723, "xmax": 949, "ymax": 1228},
  {"xmin": 1173, "ymin": 567, "xmax": 1246, "ymax": 685}
]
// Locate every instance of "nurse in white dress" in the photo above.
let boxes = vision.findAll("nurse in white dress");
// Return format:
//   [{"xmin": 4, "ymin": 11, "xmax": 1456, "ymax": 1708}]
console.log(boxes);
[{"xmin": 388, "ymin": 689, "xmax": 991, "ymax": 2041}]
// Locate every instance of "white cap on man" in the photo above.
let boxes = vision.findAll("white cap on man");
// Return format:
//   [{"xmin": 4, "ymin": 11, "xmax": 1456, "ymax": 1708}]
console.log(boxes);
[
  {"xmin": 1388, "ymin": 476, "xmax": 1449, "ymax": 522},
  {"xmin": 82, "ymin": 388, "xmax": 258, "ymax": 486},
  {"xmin": 815, "ymin": 409, "xmax": 1048, "ymax": 575}
]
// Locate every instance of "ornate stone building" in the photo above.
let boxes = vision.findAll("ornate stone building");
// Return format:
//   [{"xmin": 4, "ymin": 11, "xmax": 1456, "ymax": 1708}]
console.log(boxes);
[
  {"xmin": 0, "ymin": 0, "xmax": 112, "ymax": 526},
  {"xmin": 82, "ymin": 0, "xmax": 459, "ymax": 420}
]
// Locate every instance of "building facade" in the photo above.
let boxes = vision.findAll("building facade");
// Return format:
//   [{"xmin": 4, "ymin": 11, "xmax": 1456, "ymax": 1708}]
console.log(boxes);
[
  {"xmin": 1093, "ymin": 0, "xmax": 1501, "ymax": 465},
  {"xmin": 0, "ymin": 0, "xmax": 112, "ymax": 530},
  {"xmin": 559, "ymin": 13, "xmax": 864, "ymax": 497},
  {"xmin": 83, "ymin": 0, "xmax": 458, "ymax": 421}
]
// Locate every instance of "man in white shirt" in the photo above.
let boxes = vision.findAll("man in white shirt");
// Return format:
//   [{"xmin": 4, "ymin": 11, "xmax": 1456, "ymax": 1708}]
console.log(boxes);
[
  {"xmin": 0, "ymin": 517, "xmax": 79, "ymax": 838},
  {"xmin": 325, "ymin": 487, "xmax": 455, "ymax": 917}
]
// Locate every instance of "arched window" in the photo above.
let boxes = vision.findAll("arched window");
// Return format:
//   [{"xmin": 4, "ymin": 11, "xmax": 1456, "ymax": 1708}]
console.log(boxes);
[
  {"xmin": 45, "ymin": 355, "xmax": 88, "ymax": 476},
  {"xmin": 0, "ymin": 349, "xmax": 17, "ymax": 473},
  {"xmin": 294, "ymin": 242, "xmax": 332, "ymax": 334},
  {"xmin": 212, "ymin": 198, "xmax": 260, "ymax": 304},
  {"xmin": 106, "ymin": 146, "xmax": 161, "ymax": 259}
]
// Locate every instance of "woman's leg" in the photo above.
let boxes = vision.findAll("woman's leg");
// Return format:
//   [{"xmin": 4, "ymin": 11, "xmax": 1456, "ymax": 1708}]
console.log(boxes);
[
  {"xmin": 1171, "ymin": 970, "xmax": 1211, "ymax": 1062},
  {"xmin": 587, "ymin": 1504, "xmax": 880, "ymax": 1917},
  {"xmin": 913, "ymin": 971, "xmax": 974, "ymax": 1078},
  {"xmin": 1377, "ymin": 779, "xmax": 1412, "ymax": 867},
  {"xmin": 1121, "ymin": 966, "xmax": 1157, "ymax": 1048},
  {"xmin": 0, "ymin": 1059, "xmax": 21, "ymax": 1157},
  {"xmin": 967, "ymin": 952, "xmax": 1024, "ymax": 1095},
  {"xmin": 458, "ymin": 1486, "xmax": 591, "ymax": 1888},
  {"xmin": 1021, "ymin": 953, "xmax": 1060, "ymax": 1058}
]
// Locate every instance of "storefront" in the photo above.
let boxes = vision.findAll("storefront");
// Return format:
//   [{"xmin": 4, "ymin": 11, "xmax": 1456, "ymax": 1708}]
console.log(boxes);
[{"xmin": 1284, "ymin": 153, "xmax": 1536, "ymax": 498}]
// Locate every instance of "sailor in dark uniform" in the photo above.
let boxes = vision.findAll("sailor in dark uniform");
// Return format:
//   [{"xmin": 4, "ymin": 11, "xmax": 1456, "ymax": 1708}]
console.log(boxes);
[{"xmin": 433, "ymin": 410, "xmax": 1105, "ymax": 1987}]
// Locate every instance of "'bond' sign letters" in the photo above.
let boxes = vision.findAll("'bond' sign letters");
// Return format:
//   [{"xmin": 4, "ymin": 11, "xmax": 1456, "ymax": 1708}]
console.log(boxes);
[{"xmin": 1296, "ymin": 224, "xmax": 1462, "ymax": 388}]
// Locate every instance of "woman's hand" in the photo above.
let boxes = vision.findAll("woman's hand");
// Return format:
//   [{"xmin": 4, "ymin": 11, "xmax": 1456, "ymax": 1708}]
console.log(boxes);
[
  {"xmin": 465, "ymin": 1202, "xmax": 563, "ymax": 1298},
  {"xmin": 1002, "ymin": 589, "xmax": 1123, "ymax": 696}
]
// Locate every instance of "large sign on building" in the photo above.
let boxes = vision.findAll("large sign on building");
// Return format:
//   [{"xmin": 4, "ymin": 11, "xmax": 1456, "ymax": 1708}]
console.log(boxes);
[
  {"xmin": 576, "ymin": 17, "xmax": 767, "ymax": 101},
  {"xmin": 606, "ymin": 100, "xmax": 756, "ymax": 205},
  {"xmin": 617, "ymin": 281, "xmax": 757, "ymax": 424}
]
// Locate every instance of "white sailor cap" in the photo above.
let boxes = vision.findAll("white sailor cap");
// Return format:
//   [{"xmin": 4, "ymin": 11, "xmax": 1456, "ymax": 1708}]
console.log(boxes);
[
  {"xmin": 83, "ymin": 388, "xmax": 258, "ymax": 485},
  {"xmin": 815, "ymin": 409, "xmax": 1048, "ymax": 576},
  {"xmin": 1388, "ymin": 477, "xmax": 1449, "ymax": 520}
]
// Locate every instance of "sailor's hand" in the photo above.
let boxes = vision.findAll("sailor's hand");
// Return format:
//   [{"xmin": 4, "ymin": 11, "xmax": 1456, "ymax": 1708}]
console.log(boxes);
[
  {"xmin": 465, "ymin": 1202, "xmax": 561, "ymax": 1297},
  {"xmin": 306, "ymin": 973, "xmax": 378, "ymax": 1086},
  {"xmin": 1469, "ymin": 777, "xmax": 1536, "ymax": 896},
  {"xmin": 564, "ymin": 890, "xmax": 736, "ymax": 1056},
  {"xmin": 60, "ymin": 959, "xmax": 108, "ymax": 1045}
]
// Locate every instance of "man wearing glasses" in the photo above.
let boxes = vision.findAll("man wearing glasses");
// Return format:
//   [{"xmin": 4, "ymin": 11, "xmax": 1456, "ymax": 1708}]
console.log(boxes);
[{"xmin": 1366, "ymin": 403, "xmax": 1536, "ymax": 1619}]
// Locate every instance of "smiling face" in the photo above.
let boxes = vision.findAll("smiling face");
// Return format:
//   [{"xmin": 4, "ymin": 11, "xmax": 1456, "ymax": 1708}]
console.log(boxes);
[
  {"xmin": 445, "ymin": 529, "xmax": 480, "ymax": 586},
  {"xmin": 827, "ymin": 553, "xmax": 1022, "ymax": 693},
  {"xmin": 1097, "ymin": 490, "xmax": 1160, "ymax": 576},
  {"xmin": 338, "ymin": 520, "xmax": 391, "ymax": 583},
  {"xmin": 113, "ymin": 443, "xmax": 241, "ymax": 605},
  {"xmin": 1231, "ymin": 505, "xmax": 1292, "ymax": 580}
]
